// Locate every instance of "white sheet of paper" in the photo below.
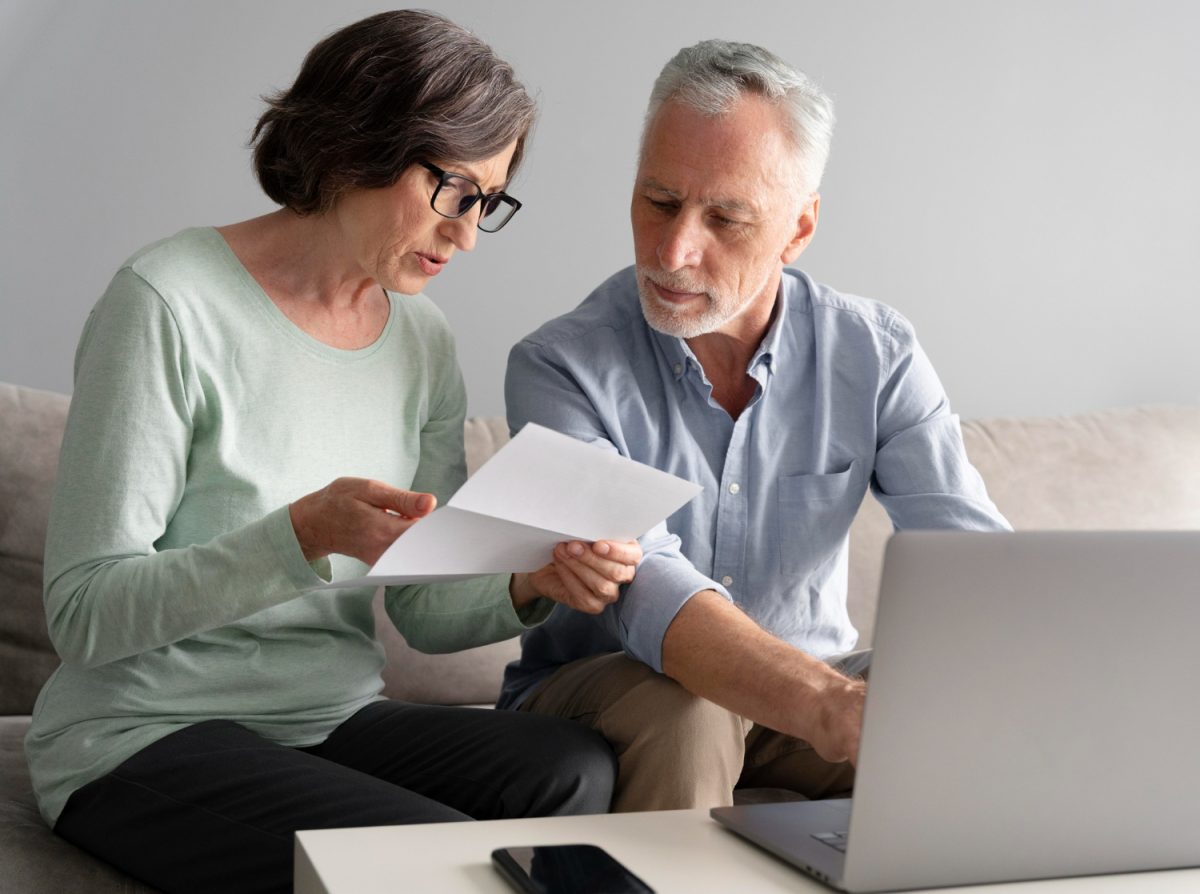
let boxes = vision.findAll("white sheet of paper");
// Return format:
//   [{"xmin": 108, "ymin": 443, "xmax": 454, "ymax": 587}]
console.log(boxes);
[{"xmin": 315, "ymin": 423, "xmax": 701, "ymax": 589}]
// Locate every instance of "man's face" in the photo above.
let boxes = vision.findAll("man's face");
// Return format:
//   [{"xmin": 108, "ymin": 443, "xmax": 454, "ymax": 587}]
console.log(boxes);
[{"xmin": 632, "ymin": 95, "xmax": 817, "ymax": 340}]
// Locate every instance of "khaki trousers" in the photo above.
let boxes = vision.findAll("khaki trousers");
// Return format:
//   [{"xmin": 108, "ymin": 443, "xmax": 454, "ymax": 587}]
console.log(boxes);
[{"xmin": 520, "ymin": 652, "xmax": 857, "ymax": 812}]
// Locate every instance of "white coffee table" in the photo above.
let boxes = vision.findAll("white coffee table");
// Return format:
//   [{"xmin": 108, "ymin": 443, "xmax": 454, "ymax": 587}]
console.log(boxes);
[{"xmin": 294, "ymin": 808, "xmax": 1200, "ymax": 893}]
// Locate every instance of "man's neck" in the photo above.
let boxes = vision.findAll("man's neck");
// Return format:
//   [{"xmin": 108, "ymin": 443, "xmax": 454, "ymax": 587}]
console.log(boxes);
[{"xmin": 685, "ymin": 282, "xmax": 779, "ymax": 419}]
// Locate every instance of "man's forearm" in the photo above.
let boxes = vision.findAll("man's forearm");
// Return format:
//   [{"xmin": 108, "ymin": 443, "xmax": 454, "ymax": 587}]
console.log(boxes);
[{"xmin": 660, "ymin": 590, "xmax": 865, "ymax": 763}]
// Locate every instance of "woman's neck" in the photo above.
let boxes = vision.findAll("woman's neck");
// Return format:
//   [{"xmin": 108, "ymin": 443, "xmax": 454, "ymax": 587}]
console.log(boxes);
[{"xmin": 217, "ymin": 210, "xmax": 390, "ymax": 349}]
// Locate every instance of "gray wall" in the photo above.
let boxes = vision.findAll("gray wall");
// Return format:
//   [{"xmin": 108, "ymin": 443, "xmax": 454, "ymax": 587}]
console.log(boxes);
[{"xmin": 2, "ymin": 0, "xmax": 1197, "ymax": 419}]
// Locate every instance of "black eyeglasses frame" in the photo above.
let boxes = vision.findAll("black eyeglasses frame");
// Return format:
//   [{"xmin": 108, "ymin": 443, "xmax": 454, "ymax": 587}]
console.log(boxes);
[{"xmin": 418, "ymin": 161, "xmax": 522, "ymax": 233}]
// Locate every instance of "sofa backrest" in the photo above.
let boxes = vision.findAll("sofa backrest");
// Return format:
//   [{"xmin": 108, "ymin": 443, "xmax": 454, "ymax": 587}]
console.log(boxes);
[
  {"xmin": 0, "ymin": 383, "xmax": 69, "ymax": 715},
  {"xmin": 846, "ymin": 406, "xmax": 1200, "ymax": 646},
  {"xmin": 4, "ymin": 380, "xmax": 1199, "ymax": 711},
  {"xmin": 381, "ymin": 405, "xmax": 1200, "ymax": 700}
]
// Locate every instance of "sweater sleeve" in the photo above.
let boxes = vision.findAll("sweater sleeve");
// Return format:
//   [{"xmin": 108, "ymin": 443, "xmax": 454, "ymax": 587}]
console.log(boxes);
[
  {"xmin": 383, "ymin": 322, "xmax": 551, "ymax": 653},
  {"xmin": 42, "ymin": 268, "xmax": 327, "ymax": 669}
]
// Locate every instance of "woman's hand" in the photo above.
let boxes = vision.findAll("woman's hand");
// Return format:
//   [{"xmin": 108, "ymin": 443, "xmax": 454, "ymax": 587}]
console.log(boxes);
[
  {"xmin": 290, "ymin": 478, "xmax": 437, "ymax": 565},
  {"xmin": 511, "ymin": 540, "xmax": 643, "ymax": 614}
]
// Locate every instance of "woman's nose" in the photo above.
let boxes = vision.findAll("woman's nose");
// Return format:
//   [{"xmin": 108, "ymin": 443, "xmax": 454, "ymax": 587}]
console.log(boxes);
[{"xmin": 443, "ymin": 210, "xmax": 478, "ymax": 252}]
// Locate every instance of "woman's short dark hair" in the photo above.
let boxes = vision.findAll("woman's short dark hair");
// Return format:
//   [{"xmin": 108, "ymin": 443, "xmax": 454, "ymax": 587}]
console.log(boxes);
[{"xmin": 252, "ymin": 9, "xmax": 537, "ymax": 215}]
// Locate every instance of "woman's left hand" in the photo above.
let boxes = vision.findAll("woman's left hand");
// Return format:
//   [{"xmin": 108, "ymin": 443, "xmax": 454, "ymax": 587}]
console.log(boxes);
[{"xmin": 511, "ymin": 540, "xmax": 642, "ymax": 614}]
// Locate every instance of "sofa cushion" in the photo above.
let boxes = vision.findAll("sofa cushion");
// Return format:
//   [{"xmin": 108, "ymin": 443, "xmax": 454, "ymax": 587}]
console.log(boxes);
[
  {"xmin": 0, "ymin": 383, "xmax": 67, "ymax": 715},
  {"xmin": 0, "ymin": 716, "xmax": 160, "ymax": 892},
  {"xmin": 847, "ymin": 405, "xmax": 1200, "ymax": 646}
]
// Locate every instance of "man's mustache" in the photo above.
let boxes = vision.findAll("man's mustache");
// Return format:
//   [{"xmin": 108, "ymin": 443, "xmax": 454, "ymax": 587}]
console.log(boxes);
[{"xmin": 639, "ymin": 268, "xmax": 711, "ymax": 298}]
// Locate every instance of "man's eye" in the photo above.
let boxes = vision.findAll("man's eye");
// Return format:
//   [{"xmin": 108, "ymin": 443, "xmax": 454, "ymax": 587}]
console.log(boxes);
[
  {"xmin": 711, "ymin": 215, "xmax": 741, "ymax": 228},
  {"xmin": 647, "ymin": 198, "xmax": 677, "ymax": 213}
]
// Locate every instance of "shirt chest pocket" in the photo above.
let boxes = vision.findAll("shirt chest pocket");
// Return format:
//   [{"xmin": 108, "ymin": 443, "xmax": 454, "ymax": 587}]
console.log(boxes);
[{"xmin": 777, "ymin": 462, "xmax": 863, "ymax": 576}]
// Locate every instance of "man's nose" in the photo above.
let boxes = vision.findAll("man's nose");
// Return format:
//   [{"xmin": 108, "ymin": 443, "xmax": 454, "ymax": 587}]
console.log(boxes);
[{"xmin": 657, "ymin": 214, "xmax": 702, "ymax": 272}]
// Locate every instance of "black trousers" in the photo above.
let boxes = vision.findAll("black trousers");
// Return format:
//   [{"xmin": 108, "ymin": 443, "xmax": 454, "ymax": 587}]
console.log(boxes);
[{"xmin": 55, "ymin": 700, "xmax": 617, "ymax": 894}]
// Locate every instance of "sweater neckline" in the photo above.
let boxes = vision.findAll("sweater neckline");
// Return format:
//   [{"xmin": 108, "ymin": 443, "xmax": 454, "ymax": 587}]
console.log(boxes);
[{"xmin": 202, "ymin": 226, "xmax": 398, "ymax": 363}]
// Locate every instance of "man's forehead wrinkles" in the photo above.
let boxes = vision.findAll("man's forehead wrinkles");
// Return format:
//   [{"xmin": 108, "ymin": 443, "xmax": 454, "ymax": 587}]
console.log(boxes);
[
  {"xmin": 641, "ymin": 177, "xmax": 680, "ymax": 197},
  {"xmin": 639, "ymin": 176, "xmax": 761, "ymax": 215}
]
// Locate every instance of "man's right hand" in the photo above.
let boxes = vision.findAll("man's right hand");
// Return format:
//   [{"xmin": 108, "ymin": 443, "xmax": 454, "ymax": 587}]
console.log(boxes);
[
  {"xmin": 662, "ymin": 589, "xmax": 868, "ymax": 765},
  {"xmin": 289, "ymin": 477, "xmax": 437, "ymax": 565},
  {"xmin": 808, "ymin": 676, "xmax": 867, "ymax": 765}
]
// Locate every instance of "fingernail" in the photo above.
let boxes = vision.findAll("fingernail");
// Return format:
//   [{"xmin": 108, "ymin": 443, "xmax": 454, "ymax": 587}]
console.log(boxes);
[
  {"xmin": 594, "ymin": 542, "xmax": 611, "ymax": 556},
  {"xmin": 568, "ymin": 542, "xmax": 585, "ymax": 557},
  {"xmin": 417, "ymin": 494, "xmax": 433, "ymax": 512}
]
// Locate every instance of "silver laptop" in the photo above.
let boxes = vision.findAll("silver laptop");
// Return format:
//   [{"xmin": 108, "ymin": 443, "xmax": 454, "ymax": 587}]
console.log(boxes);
[{"xmin": 712, "ymin": 530, "xmax": 1200, "ymax": 892}]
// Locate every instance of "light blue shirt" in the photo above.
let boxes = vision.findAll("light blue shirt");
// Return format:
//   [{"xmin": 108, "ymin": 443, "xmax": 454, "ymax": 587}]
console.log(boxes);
[{"xmin": 497, "ymin": 266, "xmax": 1009, "ymax": 708}]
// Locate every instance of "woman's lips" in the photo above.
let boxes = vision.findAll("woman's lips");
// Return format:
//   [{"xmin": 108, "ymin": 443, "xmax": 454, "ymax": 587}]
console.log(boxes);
[{"xmin": 417, "ymin": 253, "xmax": 447, "ymax": 276}]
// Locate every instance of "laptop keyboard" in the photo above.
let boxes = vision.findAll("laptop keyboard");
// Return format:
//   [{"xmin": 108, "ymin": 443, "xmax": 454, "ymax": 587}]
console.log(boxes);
[{"xmin": 811, "ymin": 831, "xmax": 849, "ymax": 853}]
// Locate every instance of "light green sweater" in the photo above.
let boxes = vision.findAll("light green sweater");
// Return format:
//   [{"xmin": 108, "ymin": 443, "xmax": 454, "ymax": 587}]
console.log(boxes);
[{"xmin": 26, "ymin": 227, "xmax": 546, "ymax": 826}]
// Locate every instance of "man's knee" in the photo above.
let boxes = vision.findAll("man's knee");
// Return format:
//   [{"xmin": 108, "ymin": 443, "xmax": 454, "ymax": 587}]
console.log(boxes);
[
  {"xmin": 594, "ymin": 668, "xmax": 748, "ymax": 810},
  {"xmin": 608, "ymin": 666, "xmax": 747, "ymax": 760}
]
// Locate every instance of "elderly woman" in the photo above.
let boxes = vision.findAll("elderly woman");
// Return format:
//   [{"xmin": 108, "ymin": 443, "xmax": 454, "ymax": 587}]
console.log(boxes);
[{"xmin": 25, "ymin": 11, "xmax": 636, "ymax": 893}]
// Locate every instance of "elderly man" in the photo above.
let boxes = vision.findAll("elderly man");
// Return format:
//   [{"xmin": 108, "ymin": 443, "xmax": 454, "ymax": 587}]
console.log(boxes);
[{"xmin": 498, "ymin": 40, "xmax": 1010, "ymax": 811}]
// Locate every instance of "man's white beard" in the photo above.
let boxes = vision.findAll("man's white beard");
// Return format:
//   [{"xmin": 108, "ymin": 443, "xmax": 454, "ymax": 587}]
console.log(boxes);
[{"xmin": 636, "ymin": 265, "xmax": 766, "ymax": 339}]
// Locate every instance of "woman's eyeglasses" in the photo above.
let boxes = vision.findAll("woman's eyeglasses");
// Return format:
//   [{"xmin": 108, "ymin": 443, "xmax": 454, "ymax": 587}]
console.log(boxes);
[{"xmin": 419, "ymin": 162, "xmax": 522, "ymax": 233}]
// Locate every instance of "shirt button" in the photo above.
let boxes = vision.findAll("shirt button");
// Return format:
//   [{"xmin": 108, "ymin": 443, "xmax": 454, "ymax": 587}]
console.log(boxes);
[
  {"xmin": 728, "ymin": 483, "xmax": 740, "ymax": 495},
  {"xmin": 721, "ymin": 575, "xmax": 734, "ymax": 587},
  {"xmin": 673, "ymin": 363, "xmax": 683, "ymax": 375}
]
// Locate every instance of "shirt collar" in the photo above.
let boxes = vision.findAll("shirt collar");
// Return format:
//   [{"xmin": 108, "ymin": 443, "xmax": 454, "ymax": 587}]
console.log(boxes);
[
  {"xmin": 750, "ymin": 279, "xmax": 790, "ymax": 376},
  {"xmin": 649, "ymin": 274, "xmax": 793, "ymax": 382},
  {"xmin": 652, "ymin": 326, "xmax": 693, "ymax": 381}
]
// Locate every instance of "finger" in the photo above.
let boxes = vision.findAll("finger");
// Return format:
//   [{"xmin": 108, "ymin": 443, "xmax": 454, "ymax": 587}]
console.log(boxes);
[
  {"xmin": 559, "ymin": 542, "xmax": 636, "ymax": 584},
  {"xmin": 590, "ymin": 539, "xmax": 643, "ymax": 566},
  {"xmin": 554, "ymin": 546, "xmax": 621, "ymax": 605},
  {"xmin": 551, "ymin": 557, "xmax": 608, "ymax": 614},
  {"xmin": 362, "ymin": 480, "xmax": 437, "ymax": 517}
]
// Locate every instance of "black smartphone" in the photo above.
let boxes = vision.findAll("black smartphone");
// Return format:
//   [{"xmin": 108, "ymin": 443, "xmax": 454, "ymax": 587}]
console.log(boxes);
[{"xmin": 491, "ymin": 844, "xmax": 655, "ymax": 894}]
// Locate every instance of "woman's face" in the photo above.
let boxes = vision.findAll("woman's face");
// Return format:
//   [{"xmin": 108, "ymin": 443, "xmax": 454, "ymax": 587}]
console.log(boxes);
[{"xmin": 335, "ymin": 140, "xmax": 518, "ymax": 295}]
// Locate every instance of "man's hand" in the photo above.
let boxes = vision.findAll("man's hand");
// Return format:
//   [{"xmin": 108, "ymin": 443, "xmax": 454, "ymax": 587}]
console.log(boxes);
[
  {"xmin": 290, "ymin": 478, "xmax": 437, "ymax": 565},
  {"xmin": 662, "ymin": 590, "xmax": 867, "ymax": 764},
  {"xmin": 808, "ymin": 677, "xmax": 867, "ymax": 765},
  {"xmin": 511, "ymin": 540, "xmax": 643, "ymax": 613}
]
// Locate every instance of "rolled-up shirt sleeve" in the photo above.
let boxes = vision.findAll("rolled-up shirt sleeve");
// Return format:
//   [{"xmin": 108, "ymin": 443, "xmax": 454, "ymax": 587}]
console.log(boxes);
[
  {"xmin": 615, "ymin": 521, "xmax": 731, "ymax": 672},
  {"xmin": 506, "ymin": 337, "xmax": 729, "ymax": 673}
]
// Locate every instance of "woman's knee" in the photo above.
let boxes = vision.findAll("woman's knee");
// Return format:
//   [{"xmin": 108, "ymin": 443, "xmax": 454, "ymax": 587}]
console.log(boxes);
[{"xmin": 513, "ymin": 718, "xmax": 617, "ymax": 817}]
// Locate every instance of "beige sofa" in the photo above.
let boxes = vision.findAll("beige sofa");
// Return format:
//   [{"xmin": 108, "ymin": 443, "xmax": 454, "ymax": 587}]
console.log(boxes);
[{"xmin": 3, "ymin": 379, "xmax": 1199, "ymax": 891}]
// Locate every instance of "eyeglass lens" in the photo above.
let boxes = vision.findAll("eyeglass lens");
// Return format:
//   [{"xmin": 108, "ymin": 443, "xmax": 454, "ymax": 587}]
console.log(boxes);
[{"xmin": 432, "ymin": 173, "xmax": 518, "ymax": 231}]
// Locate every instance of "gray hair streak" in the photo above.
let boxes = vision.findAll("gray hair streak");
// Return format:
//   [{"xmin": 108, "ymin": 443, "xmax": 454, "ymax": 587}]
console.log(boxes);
[{"xmin": 645, "ymin": 40, "xmax": 835, "ymax": 195}]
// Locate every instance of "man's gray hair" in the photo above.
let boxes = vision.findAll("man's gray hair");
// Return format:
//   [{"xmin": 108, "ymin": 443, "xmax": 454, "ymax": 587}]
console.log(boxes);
[{"xmin": 644, "ymin": 40, "xmax": 835, "ymax": 195}]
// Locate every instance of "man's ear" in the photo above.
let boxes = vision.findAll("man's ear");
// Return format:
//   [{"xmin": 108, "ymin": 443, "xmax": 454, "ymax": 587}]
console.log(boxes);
[{"xmin": 781, "ymin": 194, "xmax": 820, "ymax": 265}]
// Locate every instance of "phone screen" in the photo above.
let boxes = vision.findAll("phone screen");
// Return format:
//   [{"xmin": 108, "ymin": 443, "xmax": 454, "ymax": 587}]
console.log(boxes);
[{"xmin": 491, "ymin": 844, "xmax": 655, "ymax": 894}]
